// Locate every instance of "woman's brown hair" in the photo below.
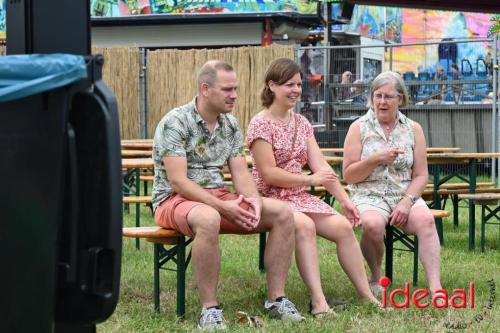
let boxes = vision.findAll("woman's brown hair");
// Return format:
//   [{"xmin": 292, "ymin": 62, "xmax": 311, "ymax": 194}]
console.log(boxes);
[{"xmin": 260, "ymin": 58, "xmax": 303, "ymax": 108}]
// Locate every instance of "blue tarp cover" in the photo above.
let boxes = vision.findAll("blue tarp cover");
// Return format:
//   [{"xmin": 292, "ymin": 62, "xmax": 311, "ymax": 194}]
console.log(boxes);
[{"xmin": 0, "ymin": 54, "xmax": 87, "ymax": 103}]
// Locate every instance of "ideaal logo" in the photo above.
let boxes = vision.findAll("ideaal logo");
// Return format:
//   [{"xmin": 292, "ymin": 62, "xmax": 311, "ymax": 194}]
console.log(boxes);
[
  {"xmin": 379, "ymin": 276, "xmax": 475, "ymax": 309},
  {"xmin": 378, "ymin": 277, "xmax": 496, "ymax": 330}
]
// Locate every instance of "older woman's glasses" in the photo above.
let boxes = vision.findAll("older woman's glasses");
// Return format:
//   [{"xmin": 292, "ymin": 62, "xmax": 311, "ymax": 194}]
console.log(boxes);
[{"xmin": 373, "ymin": 93, "xmax": 400, "ymax": 101}]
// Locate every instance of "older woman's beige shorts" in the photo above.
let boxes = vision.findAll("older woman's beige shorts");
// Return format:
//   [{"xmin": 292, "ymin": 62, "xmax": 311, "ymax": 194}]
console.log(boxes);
[{"xmin": 356, "ymin": 198, "xmax": 427, "ymax": 224}]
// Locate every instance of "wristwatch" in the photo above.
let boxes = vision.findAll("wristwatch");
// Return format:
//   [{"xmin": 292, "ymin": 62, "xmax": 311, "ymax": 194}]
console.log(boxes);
[{"xmin": 405, "ymin": 194, "xmax": 418, "ymax": 204}]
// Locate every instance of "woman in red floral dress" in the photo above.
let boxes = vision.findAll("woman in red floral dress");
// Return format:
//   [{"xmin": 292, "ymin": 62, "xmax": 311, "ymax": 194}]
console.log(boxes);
[{"xmin": 246, "ymin": 58, "xmax": 381, "ymax": 317}]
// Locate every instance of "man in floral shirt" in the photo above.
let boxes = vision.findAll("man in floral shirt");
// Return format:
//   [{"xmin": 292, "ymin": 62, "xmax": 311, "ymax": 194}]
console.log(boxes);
[{"xmin": 152, "ymin": 61, "xmax": 304, "ymax": 330}]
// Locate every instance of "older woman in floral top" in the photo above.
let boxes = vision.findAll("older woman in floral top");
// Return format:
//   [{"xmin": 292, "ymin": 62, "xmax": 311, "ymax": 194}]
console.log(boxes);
[{"xmin": 343, "ymin": 71, "xmax": 443, "ymax": 298}]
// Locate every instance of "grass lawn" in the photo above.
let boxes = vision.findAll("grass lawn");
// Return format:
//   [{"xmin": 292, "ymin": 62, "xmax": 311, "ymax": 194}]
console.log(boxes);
[{"xmin": 100, "ymin": 199, "xmax": 499, "ymax": 332}]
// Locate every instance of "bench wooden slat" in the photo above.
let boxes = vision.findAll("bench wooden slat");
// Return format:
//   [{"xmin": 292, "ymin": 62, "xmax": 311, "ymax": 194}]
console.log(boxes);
[
  {"xmin": 458, "ymin": 193, "xmax": 500, "ymax": 205},
  {"xmin": 429, "ymin": 209, "xmax": 450, "ymax": 218},
  {"xmin": 139, "ymin": 175, "xmax": 154, "ymax": 182},
  {"xmin": 123, "ymin": 196, "xmax": 152, "ymax": 204},
  {"xmin": 123, "ymin": 226, "xmax": 182, "ymax": 238},
  {"xmin": 437, "ymin": 187, "xmax": 500, "ymax": 196},
  {"xmin": 422, "ymin": 187, "xmax": 500, "ymax": 200},
  {"xmin": 425, "ymin": 182, "xmax": 495, "ymax": 190}
]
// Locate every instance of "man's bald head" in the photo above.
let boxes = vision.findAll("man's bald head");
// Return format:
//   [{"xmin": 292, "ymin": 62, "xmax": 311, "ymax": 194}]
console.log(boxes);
[{"xmin": 197, "ymin": 60, "xmax": 235, "ymax": 92}]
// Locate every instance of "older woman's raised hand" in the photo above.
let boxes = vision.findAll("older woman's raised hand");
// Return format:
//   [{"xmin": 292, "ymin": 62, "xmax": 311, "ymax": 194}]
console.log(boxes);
[
  {"xmin": 308, "ymin": 168, "xmax": 338, "ymax": 186},
  {"xmin": 375, "ymin": 147, "xmax": 403, "ymax": 165}
]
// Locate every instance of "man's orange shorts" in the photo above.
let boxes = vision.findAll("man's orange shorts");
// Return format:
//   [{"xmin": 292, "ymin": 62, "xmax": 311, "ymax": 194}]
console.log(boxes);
[{"xmin": 154, "ymin": 187, "xmax": 255, "ymax": 238}]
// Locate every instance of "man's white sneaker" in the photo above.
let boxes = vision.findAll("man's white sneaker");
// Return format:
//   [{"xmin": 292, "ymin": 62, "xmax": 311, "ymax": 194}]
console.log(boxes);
[
  {"xmin": 198, "ymin": 306, "xmax": 227, "ymax": 331},
  {"xmin": 264, "ymin": 296, "xmax": 305, "ymax": 322}
]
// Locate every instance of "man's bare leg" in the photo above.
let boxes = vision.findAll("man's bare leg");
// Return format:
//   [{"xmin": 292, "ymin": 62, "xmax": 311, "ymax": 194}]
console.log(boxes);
[{"xmin": 188, "ymin": 205, "xmax": 223, "ymax": 308}]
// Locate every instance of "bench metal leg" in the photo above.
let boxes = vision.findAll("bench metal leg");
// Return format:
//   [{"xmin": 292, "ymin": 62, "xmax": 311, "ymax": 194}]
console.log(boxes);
[
  {"xmin": 413, "ymin": 236, "xmax": 419, "ymax": 286},
  {"xmin": 153, "ymin": 237, "xmax": 192, "ymax": 317},
  {"xmin": 259, "ymin": 232, "xmax": 266, "ymax": 272},
  {"xmin": 135, "ymin": 168, "xmax": 141, "ymax": 250},
  {"xmin": 481, "ymin": 205, "xmax": 500, "ymax": 253},
  {"xmin": 177, "ymin": 236, "xmax": 186, "ymax": 318},
  {"xmin": 135, "ymin": 209, "xmax": 141, "ymax": 250},
  {"xmin": 385, "ymin": 226, "xmax": 418, "ymax": 285},
  {"xmin": 435, "ymin": 218, "xmax": 444, "ymax": 246},
  {"xmin": 453, "ymin": 194, "xmax": 459, "ymax": 227},
  {"xmin": 481, "ymin": 205, "xmax": 486, "ymax": 253},
  {"xmin": 154, "ymin": 243, "xmax": 160, "ymax": 312},
  {"xmin": 468, "ymin": 159, "xmax": 477, "ymax": 250},
  {"xmin": 384, "ymin": 226, "xmax": 394, "ymax": 282},
  {"xmin": 441, "ymin": 194, "xmax": 449, "ymax": 210}
]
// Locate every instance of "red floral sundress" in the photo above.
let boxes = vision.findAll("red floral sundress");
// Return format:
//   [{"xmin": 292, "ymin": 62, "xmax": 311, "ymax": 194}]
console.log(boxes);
[{"xmin": 246, "ymin": 112, "xmax": 336, "ymax": 215}]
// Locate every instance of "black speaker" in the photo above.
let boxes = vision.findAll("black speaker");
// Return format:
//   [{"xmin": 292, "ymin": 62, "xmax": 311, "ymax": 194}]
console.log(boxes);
[{"xmin": 7, "ymin": 0, "xmax": 90, "ymax": 55}]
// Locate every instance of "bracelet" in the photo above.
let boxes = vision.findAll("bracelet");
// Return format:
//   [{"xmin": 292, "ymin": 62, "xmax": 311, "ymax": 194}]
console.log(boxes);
[{"xmin": 404, "ymin": 193, "xmax": 418, "ymax": 204}]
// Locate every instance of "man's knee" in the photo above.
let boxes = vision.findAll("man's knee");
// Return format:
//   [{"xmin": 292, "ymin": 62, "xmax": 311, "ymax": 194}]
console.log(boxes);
[{"xmin": 188, "ymin": 205, "xmax": 221, "ymax": 236}]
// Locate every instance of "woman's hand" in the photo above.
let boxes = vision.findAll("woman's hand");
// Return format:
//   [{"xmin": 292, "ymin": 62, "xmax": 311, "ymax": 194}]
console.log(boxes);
[
  {"xmin": 340, "ymin": 200, "xmax": 361, "ymax": 227},
  {"xmin": 389, "ymin": 197, "xmax": 413, "ymax": 227},
  {"xmin": 375, "ymin": 147, "xmax": 403, "ymax": 165},
  {"xmin": 307, "ymin": 168, "xmax": 337, "ymax": 186}
]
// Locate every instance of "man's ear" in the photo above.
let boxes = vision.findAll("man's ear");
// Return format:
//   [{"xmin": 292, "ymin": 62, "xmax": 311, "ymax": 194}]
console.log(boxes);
[{"xmin": 200, "ymin": 82, "xmax": 210, "ymax": 96}]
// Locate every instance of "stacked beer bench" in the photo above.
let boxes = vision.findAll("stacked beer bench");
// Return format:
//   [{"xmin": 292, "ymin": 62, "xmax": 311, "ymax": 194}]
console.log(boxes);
[
  {"xmin": 122, "ymin": 158, "xmax": 155, "ymax": 249},
  {"xmin": 458, "ymin": 193, "xmax": 500, "ymax": 252},
  {"xmin": 421, "ymin": 182, "xmax": 497, "ymax": 227}
]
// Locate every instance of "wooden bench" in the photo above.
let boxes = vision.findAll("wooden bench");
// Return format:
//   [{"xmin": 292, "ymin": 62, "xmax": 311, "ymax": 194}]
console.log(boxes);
[
  {"xmin": 422, "ymin": 186, "xmax": 500, "ymax": 228},
  {"xmin": 385, "ymin": 209, "xmax": 450, "ymax": 285},
  {"xmin": 123, "ymin": 195, "xmax": 152, "ymax": 249},
  {"xmin": 125, "ymin": 209, "xmax": 449, "ymax": 318},
  {"xmin": 458, "ymin": 193, "xmax": 500, "ymax": 252},
  {"xmin": 123, "ymin": 226, "xmax": 192, "ymax": 317},
  {"xmin": 138, "ymin": 174, "xmax": 154, "ymax": 195}
]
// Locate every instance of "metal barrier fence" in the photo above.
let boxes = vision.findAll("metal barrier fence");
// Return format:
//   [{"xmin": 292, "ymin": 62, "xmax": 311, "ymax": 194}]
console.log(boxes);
[{"xmin": 296, "ymin": 37, "xmax": 499, "ymax": 179}]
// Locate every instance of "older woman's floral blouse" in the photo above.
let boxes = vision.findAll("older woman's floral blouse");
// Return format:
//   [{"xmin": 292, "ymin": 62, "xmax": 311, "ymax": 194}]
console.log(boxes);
[
  {"xmin": 151, "ymin": 98, "xmax": 245, "ymax": 212},
  {"xmin": 348, "ymin": 109, "xmax": 415, "ymax": 210},
  {"xmin": 246, "ymin": 112, "xmax": 336, "ymax": 214}
]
